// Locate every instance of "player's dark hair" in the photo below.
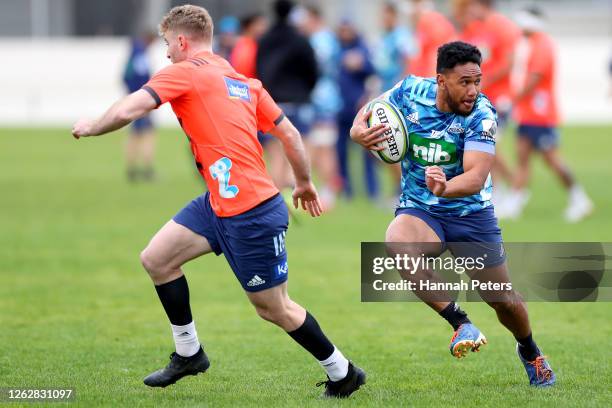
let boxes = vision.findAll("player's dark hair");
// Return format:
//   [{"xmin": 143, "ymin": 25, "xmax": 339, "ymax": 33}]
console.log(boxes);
[
  {"xmin": 273, "ymin": 0, "xmax": 294, "ymax": 20},
  {"xmin": 240, "ymin": 13, "xmax": 263, "ymax": 32},
  {"xmin": 436, "ymin": 41, "xmax": 482, "ymax": 74}
]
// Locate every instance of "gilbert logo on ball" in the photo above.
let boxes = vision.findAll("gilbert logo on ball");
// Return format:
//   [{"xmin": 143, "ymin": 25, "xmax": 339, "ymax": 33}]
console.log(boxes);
[{"xmin": 367, "ymin": 100, "xmax": 408, "ymax": 164}]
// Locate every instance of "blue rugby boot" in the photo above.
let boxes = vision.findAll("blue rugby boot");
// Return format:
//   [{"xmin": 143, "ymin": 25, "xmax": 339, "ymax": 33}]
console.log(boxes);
[
  {"xmin": 516, "ymin": 345, "xmax": 556, "ymax": 387},
  {"xmin": 449, "ymin": 323, "xmax": 487, "ymax": 358}
]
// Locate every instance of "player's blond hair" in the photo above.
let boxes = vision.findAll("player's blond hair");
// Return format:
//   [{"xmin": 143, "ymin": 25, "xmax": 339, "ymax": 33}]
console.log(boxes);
[{"xmin": 159, "ymin": 4, "xmax": 214, "ymax": 42}]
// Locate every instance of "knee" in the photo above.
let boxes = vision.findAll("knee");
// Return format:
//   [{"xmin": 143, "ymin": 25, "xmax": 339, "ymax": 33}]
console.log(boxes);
[
  {"xmin": 140, "ymin": 248, "xmax": 170, "ymax": 279},
  {"xmin": 516, "ymin": 152, "xmax": 530, "ymax": 167},
  {"xmin": 254, "ymin": 303, "xmax": 291, "ymax": 326},
  {"xmin": 488, "ymin": 302, "xmax": 508, "ymax": 313},
  {"xmin": 385, "ymin": 226, "xmax": 402, "ymax": 243},
  {"xmin": 384, "ymin": 234, "xmax": 432, "ymax": 259},
  {"xmin": 487, "ymin": 295, "xmax": 523, "ymax": 313},
  {"xmin": 254, "ymin": 305, "xmax": 273, "ymax": 322},
  {"xmin": 385, "ymin": 222, "xmax": 414, "ymax": 245}
]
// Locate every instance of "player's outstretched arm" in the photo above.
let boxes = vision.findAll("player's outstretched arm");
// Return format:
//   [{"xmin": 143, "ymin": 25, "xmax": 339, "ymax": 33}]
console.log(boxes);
[
  {"xmin": 426, "ymin": 151, "xmax": 494, "ymax": 198},
  {"xmin": 267, "ymin": 117, "xmax": 323, "ymax": 217},
  {"xmin": 349, "ymin": 104, "xmax": 387, "ymax": 151},
  {"xmin": 71, "ymin": 89, "xmax": 157, "ymax": 139}
]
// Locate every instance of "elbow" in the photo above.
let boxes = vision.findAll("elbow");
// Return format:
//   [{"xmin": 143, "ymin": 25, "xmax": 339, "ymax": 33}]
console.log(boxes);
[
  {"xmin": 469, "ymin": 185, "xmax": 484, "ymax": 196},
  {"xmin": 286, "ymin": 128, "xmax": 302, "ymax": 146},
  {"xmin": 282, "ymin": 122, "xmax": 302, "ymax": 143},
  {"xmin": 274, "ymin": 127, "xmax": 301, "ymax": 148},
  {"xmin": 446, "ymin": 177, "xmax": 486, "ymax": 198},
  {"xmin": 115, "ymin": 100, "xmax": 148, "ymax": 123},
  {"xmin": 469, "ymin": 178, "xmax": 488, "ymax": 195},
  {"xmin": 115, "ymin": 109, "xmax": 134, "ymax": 123}
]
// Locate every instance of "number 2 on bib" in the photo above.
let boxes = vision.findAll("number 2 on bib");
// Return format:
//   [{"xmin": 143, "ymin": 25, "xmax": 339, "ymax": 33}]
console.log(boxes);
[{"xmin": 209, "ymin": 157, "xmax": 239, "ymax": 198}]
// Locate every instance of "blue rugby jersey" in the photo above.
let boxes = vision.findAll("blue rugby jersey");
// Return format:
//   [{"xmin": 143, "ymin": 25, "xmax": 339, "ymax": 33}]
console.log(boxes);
[{"xmin": 381, "ymin": 75, "xmax": 497, "ymax": 217}]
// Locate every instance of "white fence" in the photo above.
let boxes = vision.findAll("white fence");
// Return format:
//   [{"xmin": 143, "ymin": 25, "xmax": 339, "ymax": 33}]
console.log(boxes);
[{"xmin": 0, "ymin": 37, "xmax": 610, "ymax": 127}]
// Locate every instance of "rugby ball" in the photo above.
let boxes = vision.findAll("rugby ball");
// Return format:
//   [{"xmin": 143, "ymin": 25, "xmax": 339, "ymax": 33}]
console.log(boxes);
[{"xmin": 366, "ymin": 100, "xmax": 408, "ymax": 164}]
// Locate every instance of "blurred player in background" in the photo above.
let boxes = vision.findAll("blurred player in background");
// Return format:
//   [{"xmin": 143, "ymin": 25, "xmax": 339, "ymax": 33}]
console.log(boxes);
[
  {"xmin": 374, "ymin": 2, "xmax": 415, "ymax": 92},
  {"xmin": 214, "ymin": 15, "xmax": 239, "ymax": 60},
  {"xmin": 503, "ymin": 7, "xmax": 593, "ymax": 222},
  {"xmin": 350, "ymin": 41, "xmax": 556, "ymax": 387},
  {"xmin": 451, "ymin": 0, "xmax": 475, "ymax": 35},
  {"xmin": 407, "ymin": 0, "xmax": 456, "ymax": 77},
  {"xmin": 122, "ymin": 31, "xmax": 157, "ymax": 182},
  {"xmin": 230, "ymin": 13, "xmax": 268, "ymax": 78},
  {"xmin": 257, "ymin": 0, "xmax": 318, "ymax": 192},
  {"xmin": 296, "ymin": 4, "xmax": 343, "ymax": 210},
  {"xmin": 336, "ymin": 18, "xmax": 377, "ymax": 201},
  {"xmin": 374, "ymin": 2, "xmax": 416, "ymax": 205},
  {"xmin": 72, "ymin": 4, "xmax": 365, "ymax": 398},
  {"xmin": 457, "ymin": 0, "xmax": 520, "ymax": 205}
]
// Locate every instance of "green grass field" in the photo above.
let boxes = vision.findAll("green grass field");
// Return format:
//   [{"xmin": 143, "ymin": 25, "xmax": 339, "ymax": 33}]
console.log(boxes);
[{"xmin": 1, "ymin": 125, "xmax": 611, "ymax": 407}]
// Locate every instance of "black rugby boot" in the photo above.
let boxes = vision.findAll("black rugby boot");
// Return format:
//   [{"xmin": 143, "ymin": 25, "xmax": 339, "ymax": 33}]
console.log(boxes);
[
  {"xmin": 143, "ymin": 347, "xmax": 210, "ymax": 387},
  {"xmin": 316, "ymin": 362, "xmax": 366, "ymax": 398}
]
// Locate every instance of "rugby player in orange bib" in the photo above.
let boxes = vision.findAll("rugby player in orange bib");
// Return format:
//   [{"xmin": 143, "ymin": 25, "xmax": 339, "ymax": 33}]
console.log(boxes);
[
  {"xmin": 408, "ymin": 0, "xmax": 456, "ymax": 78},
  {"xmin": 457, "ymin": 0, "xmax": 520, "ymax": 202},
  {"xmin": 71, "ymin": 4, "xmax": 365, "ymax": 398},
  {"xmin": 505, "ymin": 7, "xmax": 593, "ymax": 222}
]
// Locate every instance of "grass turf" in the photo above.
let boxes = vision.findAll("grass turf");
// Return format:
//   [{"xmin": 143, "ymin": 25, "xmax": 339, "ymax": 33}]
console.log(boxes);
[{"xmin": 0, "ymin": 125, "xmax": 611, "ymax": 407}]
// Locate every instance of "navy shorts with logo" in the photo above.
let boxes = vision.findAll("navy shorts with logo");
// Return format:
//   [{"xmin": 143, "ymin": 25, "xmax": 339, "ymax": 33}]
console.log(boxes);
[
  {"xmin": 517, "ymin": 124, "xmax": 559, "ymax": 151},
  {"xmin": 395, "ymin": 206, "xmax": 505, "ymax": 267},
  {"xmin": 173, "ymin": 192, "xmax": 289, "ymax": 292}
]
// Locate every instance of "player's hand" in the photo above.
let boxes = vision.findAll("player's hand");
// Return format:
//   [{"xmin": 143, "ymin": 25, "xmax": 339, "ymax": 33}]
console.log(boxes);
[
  {"xmin": 425, "ymin": 166, "xmax": 447, "ymax": 197},
  {"xmin": 71, "ymin": 119, "xmax": 95, "ymax": 139},
  {"xmin": 292, "ymin": 181, "xmax": 323, "ymax": 217},
  {"xmin": 349, "ymin": 109, "xmax": 388, "ymax": 152}
]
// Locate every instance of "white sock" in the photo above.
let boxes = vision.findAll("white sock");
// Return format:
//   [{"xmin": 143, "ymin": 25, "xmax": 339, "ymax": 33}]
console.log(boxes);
[
  {"xmin": 319, "ymin": 347, "xmax": 349, "ymax": 382},
  {"xmin": 569, "ymin": 185, "xmax": 586, "ymax": 202},
  {"xmin": 171, "ymin": 321, "xmax": 201, "ymax": 357}
]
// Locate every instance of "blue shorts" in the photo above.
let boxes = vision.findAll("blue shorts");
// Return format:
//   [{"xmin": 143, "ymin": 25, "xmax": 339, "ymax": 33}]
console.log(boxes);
[
  {"xmin": 259, "ymin": 103, "xmax": 314, "ymax": 145},
  {"xmin": 173, "ymin": 193, "xmax": 289, "ymax": 292},
  {"xmin": 131, "ymin": 115, "xmax": 153, "ymax": 132},
  {"xmin": 278, "ymin": 103, "xmax": 314, "ymax": 135},
  {"xmin": 394, "ymin": 206, "xmax": 505, "ymax": 267},
  {"xmin": 257, "ymin": 131, "xmax": 274, "ymax": 146},
  {"xmin": 517, "ymin": 124, "xmax": 559, "ymax": 151},
  {"xmin": 312, "ymin": 104, "xmax": 337, "ymax": 123}
]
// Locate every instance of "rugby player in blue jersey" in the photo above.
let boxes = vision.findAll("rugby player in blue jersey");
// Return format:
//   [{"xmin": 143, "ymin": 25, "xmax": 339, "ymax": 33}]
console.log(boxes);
[{"xmin": 350, "ymin": 42, "xmax": 555, "ymax": 387}]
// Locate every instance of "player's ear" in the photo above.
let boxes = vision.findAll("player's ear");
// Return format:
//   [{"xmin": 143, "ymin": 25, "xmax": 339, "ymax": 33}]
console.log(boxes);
[
  {"xmin": 177, "ymin": 34, "xmax": 186, "ymax": 50},
  {"xmin": 436, "ymin": 73, "xmax": 445, "ymax": 89}
]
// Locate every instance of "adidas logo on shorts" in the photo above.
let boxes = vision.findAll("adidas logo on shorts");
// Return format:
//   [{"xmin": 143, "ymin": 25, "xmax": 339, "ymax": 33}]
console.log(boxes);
[{"xmin": 247, "ymin": 275, "xmax": 266, "ymax": 287}]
